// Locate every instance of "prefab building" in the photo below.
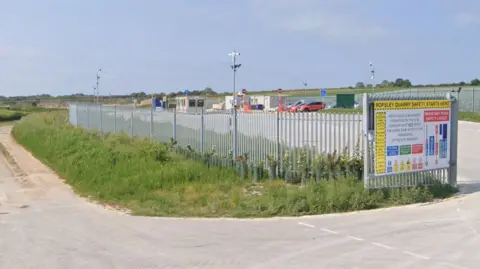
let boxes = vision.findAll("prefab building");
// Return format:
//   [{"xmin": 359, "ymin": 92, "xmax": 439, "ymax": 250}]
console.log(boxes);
[{"xmin": 175, "ymin": 96, "xmax": 205, "ymax": 113}]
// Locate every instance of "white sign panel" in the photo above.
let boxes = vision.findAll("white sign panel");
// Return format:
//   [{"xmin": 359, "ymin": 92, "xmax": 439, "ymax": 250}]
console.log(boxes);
[{"xmin": 374, "ymin": 100, "xmax": 451, "ymax": 176}]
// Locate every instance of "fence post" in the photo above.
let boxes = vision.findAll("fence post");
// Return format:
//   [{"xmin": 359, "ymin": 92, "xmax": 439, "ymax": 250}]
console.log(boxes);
[
  {"xmin": 362, "ymin": 93, "xmax": 370, "ymax": 188},
  {"xmin": 173, "ymin": 108, "xmax": 177, "ymax": 141},
  {"xmin": 473, "ymin": 87, "xmax": 475, "ymax": 112},
  {"xmin": 233, "ymin": 108, "xmax": 238, "ymax": 160},
  {"xmin": 200, "ymin": 108, "xmax": 204, "ymax": 154},
  {"xmin": 113, "ymin": 106, "xmax": 117, "ymax": 133},
  {"xmin": 150, "ymin": 107, "xmax": 153, "ymax": 138},
  {"xmin": 448, "ymin": 93, "xmax": 458, "ymax": 187},
  {"xmin": 276, "ymin": 107, "xmax": 280, "ymax": 165},
  {"xmin": 99, "ymin": 105, "xmax": 103, "ymax": 133},
  {"xmin": 75, "ymin": 104, "xmax": 79, "ymax": 127},
  {"xmin": 87, "ymin": 104, "xmax": 90, "ymax": 129},
  {"xmin": 130, "ymin": 108, "xmax": 134, "ymax": 137}
]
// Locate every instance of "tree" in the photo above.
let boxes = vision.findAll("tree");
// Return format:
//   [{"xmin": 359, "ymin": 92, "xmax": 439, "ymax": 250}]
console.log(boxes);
[
  {"xmin": 355, "ymin": 82, "xmax": 365, "ymax": 88},
  {"xmin": 394, "ymin": 78, "xmax": 404, "ymax": 87},
  {"xmin": 471, "ymin": 78, "xmax": 480, "ymax": 86},
  {"xmin": 394, "ymin": 78, "xmax": 412, "ymax": 88},
  {"xmin": 366, "ymin": 84, "xmax": 373, "ymax": 88}
]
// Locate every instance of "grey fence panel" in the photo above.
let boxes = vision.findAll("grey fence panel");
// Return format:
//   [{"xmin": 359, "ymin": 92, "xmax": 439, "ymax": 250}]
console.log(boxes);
[
  {"xmin": 69, "ymin": 104, "xmax": 365, "ymax": 179},
  {"xmin": 377, "ymin": 87, "xmax": 478, "ymax": 112}
]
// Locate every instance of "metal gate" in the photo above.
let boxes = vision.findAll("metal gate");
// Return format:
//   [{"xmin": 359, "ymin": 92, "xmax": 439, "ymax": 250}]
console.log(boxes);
[{"xmin": 362, "ymin": 93, "xmax": 458, "ymax": 189}]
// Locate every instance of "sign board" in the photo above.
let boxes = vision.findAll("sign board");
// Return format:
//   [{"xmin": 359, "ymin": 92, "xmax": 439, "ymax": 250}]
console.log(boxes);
[
  {"xmin": 321, "ymin": 88, "xmax": 327, "ymax": 97},
  {"xmin": 241, "ymin": 89, "xmax": 247, "ymax": 94},
  {"xmin": 278, "ymin": 88, "xmax": 283, "ymax": 94},
  {"xmin": 374, "ymin": 100, "xmax": 451, "ymax": 176},
  {"xmin": 184, "ymin": 89, "xmax": 190, "ymax": 95}
]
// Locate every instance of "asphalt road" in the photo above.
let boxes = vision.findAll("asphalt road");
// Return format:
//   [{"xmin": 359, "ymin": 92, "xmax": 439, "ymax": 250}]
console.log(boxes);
[{"xmin": 0, "ymin": 122, "xmax": 479, "ymax": 269}]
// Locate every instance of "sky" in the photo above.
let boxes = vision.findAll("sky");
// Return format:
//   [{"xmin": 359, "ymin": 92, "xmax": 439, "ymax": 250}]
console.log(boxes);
[{"xmin": 0, "ymin": 0, "xmax": 479, "ymax": 97}]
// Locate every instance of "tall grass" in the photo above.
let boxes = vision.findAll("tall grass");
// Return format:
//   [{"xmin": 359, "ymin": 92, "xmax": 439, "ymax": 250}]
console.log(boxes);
[{"xmin": 11, "ymin": 112, "xmax": 457, "ymax": 218}]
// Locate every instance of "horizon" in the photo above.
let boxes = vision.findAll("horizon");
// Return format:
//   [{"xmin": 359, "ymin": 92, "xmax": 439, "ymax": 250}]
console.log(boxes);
[{"xmin": 1, "ymin": 0, "xmax": 479, "ymax": 97}]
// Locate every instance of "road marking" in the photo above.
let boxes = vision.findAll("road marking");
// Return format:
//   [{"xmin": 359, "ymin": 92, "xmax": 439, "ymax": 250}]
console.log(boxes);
[
  {"xmin": 371, "ymin": 242, "xmax": 394, "ymax": 250},
  {"xmin": 298, "ymin": 222, "xmax": 316, "ymax": 228},
  {"xmin": 347, "ymin": 235, "xmax": 364, "ymax": 241},
  {"xmin": 320, "ymin": 228, "xmax": 338, "ymax": 234},
  {"xmin": 403, "ymin": 250, "xmax": 430, "ymax": 260}
]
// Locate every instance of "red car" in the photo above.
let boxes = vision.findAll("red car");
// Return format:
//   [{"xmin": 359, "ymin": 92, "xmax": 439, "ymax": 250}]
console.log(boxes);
[{"xmin": 291, "ymin": 101, "xmax": 326, "ymax": 112}]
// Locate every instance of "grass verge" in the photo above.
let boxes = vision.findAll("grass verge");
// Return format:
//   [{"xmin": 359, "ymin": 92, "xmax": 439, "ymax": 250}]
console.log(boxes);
[
  {"xmin": 12, "ymin": 112, "xmax": 457, "ymax": 218},
  {"xmin": 458, "ymin": 112, "xmax": 480, "ymax": 122},
  {"xmin": 0, "ymin": 110, "xmax": 26, "ymax": 122}
]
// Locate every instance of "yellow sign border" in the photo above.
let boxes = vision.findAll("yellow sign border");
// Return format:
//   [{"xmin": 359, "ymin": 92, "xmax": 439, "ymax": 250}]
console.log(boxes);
[{"xmin": 374, "ymin": 100, "xmax": 450, "ymax": 110}]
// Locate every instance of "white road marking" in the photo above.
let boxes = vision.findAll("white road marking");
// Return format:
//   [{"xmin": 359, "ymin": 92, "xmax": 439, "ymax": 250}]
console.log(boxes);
[
  {"xmin": 403, "ymin": 250, "xmax": 430, "ymax": 260},
  {"xmin": 347, "ymin": 235, "xmax": 364, "ymax": 241},
  {"xmin": 298, "ymin": 222, "xmax": 315, "ymax": 228},
  {"xmin": 371, "ymin": 242, "xmax": 394, "ymax": 250},
  {"xmin": 320, "ymin": 228, "xmax": 338, "ymax": 234},
  {"xmin": 435, "ymin": 261, "xmax": 469, "ymax": 269}
]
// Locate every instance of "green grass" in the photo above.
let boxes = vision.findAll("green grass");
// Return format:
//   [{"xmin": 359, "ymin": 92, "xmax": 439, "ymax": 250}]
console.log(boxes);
[
  {"xmin": 11, "ymin": 111, "xmax": 457, "ymax": 218},
  {"xmin": 459, "ymin": 112, "xmax": 480, "ymax": 122},
  {"xmin": 0, "ymin": 110, "xmax": 26, "ymax": 122}
]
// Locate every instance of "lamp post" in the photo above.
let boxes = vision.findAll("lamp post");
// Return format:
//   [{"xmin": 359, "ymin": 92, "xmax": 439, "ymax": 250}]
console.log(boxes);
[{"xmin": 302, "ymin": 81, "xmax": 308, "ymax": 97}]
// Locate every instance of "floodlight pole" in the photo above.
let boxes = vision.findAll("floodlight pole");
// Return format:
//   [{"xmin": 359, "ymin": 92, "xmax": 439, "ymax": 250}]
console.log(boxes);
[
  {"xmin": 229, "ymin": 50, "xmax": 241, "ymax": 110},
  {"xmin": 370, "ymin": 62, "xmax": 375, "ymax": 94}
]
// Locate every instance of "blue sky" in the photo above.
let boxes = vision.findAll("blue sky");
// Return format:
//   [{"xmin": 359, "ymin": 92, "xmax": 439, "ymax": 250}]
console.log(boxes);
[{"xmin": 0, "ymin": 0, "xmax": 479, "ymax": 96}]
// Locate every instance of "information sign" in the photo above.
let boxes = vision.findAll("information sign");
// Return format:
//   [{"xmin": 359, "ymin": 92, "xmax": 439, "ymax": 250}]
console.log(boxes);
[{"xmin": 374, "ymin": 100, "xmax": 451, "ymax": 175}]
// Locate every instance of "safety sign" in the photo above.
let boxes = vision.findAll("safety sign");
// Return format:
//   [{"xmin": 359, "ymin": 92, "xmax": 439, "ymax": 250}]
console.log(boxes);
[{"xmin": 374, "ymin": 100, "xmax": 451, "ymax": 176}]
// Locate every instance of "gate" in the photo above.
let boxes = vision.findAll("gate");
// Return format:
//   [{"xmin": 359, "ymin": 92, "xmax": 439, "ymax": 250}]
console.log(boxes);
[{"xmin": 362, "ymin": 92, "xmax": 458, "ymax": 189}]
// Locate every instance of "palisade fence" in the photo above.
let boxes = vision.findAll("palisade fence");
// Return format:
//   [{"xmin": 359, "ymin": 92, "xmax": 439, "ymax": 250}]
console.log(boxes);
[
  {"xmin": 376, "ymin": 86, "xmax": 478, "ymax": 112},
  {"xmin": 68, "ymin": 104, "xmax": 364, "ymax": 183}
]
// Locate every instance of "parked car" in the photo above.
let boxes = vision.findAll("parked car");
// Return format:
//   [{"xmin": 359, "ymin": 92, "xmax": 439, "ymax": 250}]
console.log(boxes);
[
  {"xmin": 285, "ymin": 100, "xmax": 306, "ymax": 110},
  {"xmin": 292, "ymin": 101, "xmax": 326, "ymax": 112}
]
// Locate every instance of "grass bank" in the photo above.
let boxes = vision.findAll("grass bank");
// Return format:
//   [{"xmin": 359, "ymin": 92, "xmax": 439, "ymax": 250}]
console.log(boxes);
[
  {"xmin": 0, "ymin": 110, "xmax": 26, "ymax": 122},
  {"xmin": 12, "ymin": 112, "xmax": 457, "ymax": 218}
]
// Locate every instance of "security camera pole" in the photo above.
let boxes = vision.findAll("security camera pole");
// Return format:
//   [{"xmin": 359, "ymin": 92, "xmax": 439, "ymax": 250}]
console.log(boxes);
[
  {"xmin": 302, "ymin": 81, "xmax": 308, "ymax": 97},
  {"xmin": 369, "ymin": 62, "xmax": 375, "ymax": 94},
  {"xmin": 229, "ymin": 50, "xmax": 241, "ymax": 110}
]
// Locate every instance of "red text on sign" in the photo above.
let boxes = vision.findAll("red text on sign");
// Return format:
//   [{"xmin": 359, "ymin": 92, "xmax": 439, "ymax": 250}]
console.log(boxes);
[{"xmin": 424, "ymin": 110, "xmax": 450, "ymax": 122}]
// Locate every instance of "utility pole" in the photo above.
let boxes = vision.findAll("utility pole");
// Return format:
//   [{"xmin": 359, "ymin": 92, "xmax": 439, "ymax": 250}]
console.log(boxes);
[
  {"xmin": 302, "ymin": 81, "xmax": 308, "ymax": 97},
  {"xmin": 95, "ymin": 68, "xmax": 102, "ymax": 104},
  {"xmin": 228, "ymin": 50, "xmax": 241, "ymax": 110},
  {"xmin": 369, "ymin": 62, "xmax": 375, "ymax": 94}
]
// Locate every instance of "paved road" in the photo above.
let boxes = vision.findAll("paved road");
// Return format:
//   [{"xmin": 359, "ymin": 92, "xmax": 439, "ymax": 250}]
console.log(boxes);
[{"xmin": 0, "ymin": 123, "xmax": 479, "ymax": 269}]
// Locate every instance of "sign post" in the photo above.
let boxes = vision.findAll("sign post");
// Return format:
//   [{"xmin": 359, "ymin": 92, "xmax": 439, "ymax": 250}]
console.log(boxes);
[
  {"xmin": 321, "ymin": 88, "xmax": 327, "ymax": 103},
  {"xmin": 241, "ymin": 89, "xmax": 247, "ymax": 110},
  {"xmin": 278, "ymin": 88, "xmax": 283, "ymax": 111}
]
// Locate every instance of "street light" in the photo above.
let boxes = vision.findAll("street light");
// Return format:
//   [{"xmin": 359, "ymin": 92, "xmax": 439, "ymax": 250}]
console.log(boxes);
[
  {"xmin": 369, "ymin": 62, "xmax": 375, "ymax": 94},
  {"xmin": 302, "ymin": 81, "xmax": 308, "ymax": 97},
  {"xmin": 229, "ymin": 50, "xmax": 241, "ymax": 109}
]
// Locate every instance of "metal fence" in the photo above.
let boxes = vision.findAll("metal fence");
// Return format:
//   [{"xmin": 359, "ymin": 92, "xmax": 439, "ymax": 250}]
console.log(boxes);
[
  {"xmin": 69, "ymin": 104, "xmax": 363, "ymax": 175},
  {"xmin": 376, "ymin": 87, "xmax": 478, "ymax": 112}
]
